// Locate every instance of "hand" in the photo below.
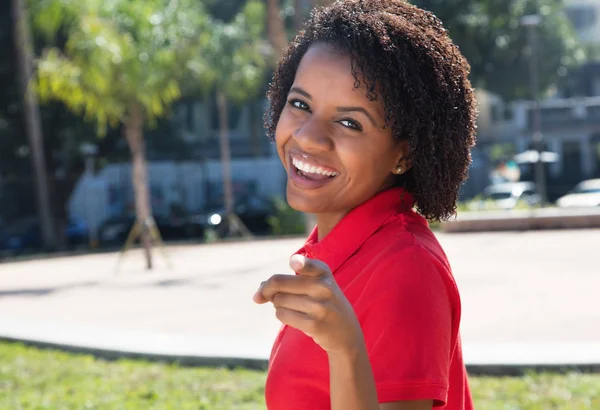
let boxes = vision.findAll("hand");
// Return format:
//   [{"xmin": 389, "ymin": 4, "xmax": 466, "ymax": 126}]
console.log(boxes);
[{"xmin": 253, "ymin": 254, "xmax": 364, "ymax": 354}]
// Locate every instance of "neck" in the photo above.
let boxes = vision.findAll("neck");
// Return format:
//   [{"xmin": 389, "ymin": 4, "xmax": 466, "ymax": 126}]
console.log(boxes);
[
  {"xmin": 314, "ymin": 185, "xmax": 400, "ymax": 241},
  {"xmin": 316, "ymin": 212, "xmax": 346, "ymax": 241}
]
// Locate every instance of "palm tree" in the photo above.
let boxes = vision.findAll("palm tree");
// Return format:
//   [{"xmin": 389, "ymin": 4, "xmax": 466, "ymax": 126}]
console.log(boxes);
[
  {"xmin": 32, "ymin": 0, "xmax": 209, "ymax": 269},
  {"xmin": 11, "ymin": 0, "xmax": 56, "ymax": 250},
  {"xmin": 192, "ymin": 0, "xmax": 269, "ymax": 237},
  {"xmin": 267, "ymin": 0, "xmax": 287, "ymax": 61}
]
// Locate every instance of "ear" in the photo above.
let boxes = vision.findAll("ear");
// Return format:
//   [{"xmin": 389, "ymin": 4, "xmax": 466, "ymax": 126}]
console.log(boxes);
[{"xmin": 392, "ymin": 139, "xmax": 412, "ymax": 175}]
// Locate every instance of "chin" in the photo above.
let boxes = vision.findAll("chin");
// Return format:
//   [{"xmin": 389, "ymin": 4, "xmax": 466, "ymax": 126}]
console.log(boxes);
[
  {"xmin": 286, "ymin": 186, "xmax": 325, "ymax": 214},
  {"xmin": 286, "ymin": 188, "xmax": 311, "ymax": 213}
]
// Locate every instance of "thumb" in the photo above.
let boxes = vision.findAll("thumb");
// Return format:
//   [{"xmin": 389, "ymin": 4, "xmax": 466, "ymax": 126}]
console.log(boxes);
[
  {"xmin": 253, "ymin": 281, "xmax": 268, "ymax": 304},
  {"xmin": 290, "ymin": 254, "xmax": 331, "ymax": 278}
]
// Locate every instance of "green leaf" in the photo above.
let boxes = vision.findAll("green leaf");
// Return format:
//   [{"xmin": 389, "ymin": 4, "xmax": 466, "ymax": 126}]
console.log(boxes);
[{"xmin": 31, "ymin": 0, "xmax": 212, "ymax": 134}]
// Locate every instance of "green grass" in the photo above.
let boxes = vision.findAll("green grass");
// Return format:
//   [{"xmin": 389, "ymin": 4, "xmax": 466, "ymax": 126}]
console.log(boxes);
[
  {"xmin": 0, "ymin": 342, "xmax": 266, "ymax": 410},
  {"xmin": 470, "ymin": 373, "xmax": 600, "ymax": 409},
  {"xmin": 1, "ymin": 341, "xmax": 599, "ymax": 409}
]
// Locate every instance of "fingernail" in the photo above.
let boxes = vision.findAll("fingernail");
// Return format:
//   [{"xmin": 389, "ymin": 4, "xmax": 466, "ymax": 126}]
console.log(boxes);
[
  {"xmin": 253, "ymin": 282, "xmax": 265, "ymax": 302},
  {"xmin": 290, "ymin": 254, "xmax": 305, "ymax": 271},
  {"xmin": 256, "ymin": 281, "xmax": 265, "ymax": 293}
]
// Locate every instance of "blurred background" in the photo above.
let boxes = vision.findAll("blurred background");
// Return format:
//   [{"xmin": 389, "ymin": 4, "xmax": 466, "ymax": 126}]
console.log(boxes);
[
  {"xmin": 1, "ymin": 0, "xmax": 600, "ymax": 258},
  {"xmin": 1, "ymin": 0, "xmax": 599, "ymax": 409}
]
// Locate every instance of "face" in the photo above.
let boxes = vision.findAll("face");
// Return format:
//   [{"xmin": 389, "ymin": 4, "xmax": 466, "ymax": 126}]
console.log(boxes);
[{"xmin": 275, "ymin": 43, "xmax": 410, "ymax": 217}]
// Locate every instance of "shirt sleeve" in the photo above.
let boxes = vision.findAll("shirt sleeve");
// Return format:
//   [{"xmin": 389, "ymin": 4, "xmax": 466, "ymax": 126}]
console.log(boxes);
[{"xmin": 356, "ymin": 245, "xmax": 458, "ymax": 406}]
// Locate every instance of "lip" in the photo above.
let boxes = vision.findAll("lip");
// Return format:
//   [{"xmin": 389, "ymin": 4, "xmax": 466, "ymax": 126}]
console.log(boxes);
[{"xmin": 287, "ymin": 150, "xmax": 340, "ymax": 190}]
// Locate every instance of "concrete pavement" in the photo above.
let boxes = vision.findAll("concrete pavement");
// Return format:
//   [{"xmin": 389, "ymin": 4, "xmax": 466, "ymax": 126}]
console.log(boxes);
[{"xmin": 1, "ymin": 230, "xmax": 599, "ymax": 372}]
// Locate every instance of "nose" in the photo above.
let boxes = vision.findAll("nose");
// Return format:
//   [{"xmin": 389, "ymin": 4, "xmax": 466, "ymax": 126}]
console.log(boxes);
[{"xmin": 292, "ymin": 118, "xmax": 334, "ymax": 152}]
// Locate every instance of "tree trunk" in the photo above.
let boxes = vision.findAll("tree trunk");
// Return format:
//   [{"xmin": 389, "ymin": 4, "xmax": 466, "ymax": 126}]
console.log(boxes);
[
  {"xmin": 267, "ymin": 0, "xmax": 287, "ymax": 61},
  {"xmin": 249, "ymin": 101, "xmax": 261, "ymax": 157},
  {"xmin": 216, "ymin": 89, "xmax": 234, "ymax": 237},
  {"xmin": 124, "ymin": 103, "xmax": 153, "ymax": 270},
  {"xmin": 11, "ymin": 0, "xmax": 56, "ymax": 250},
  {"xmin": 293, "ymin": 0, "xmax": 304, "ymax": 31}
]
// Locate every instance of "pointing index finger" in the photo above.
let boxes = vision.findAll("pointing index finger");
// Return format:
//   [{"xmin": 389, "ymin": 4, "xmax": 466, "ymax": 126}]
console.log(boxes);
[{"xmin": 290, "ymin": 254, "xmax": 331, "ymax": 277}]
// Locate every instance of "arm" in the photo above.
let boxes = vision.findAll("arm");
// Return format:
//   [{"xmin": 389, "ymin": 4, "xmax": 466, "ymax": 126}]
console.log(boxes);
[
  {"xmin": 328, "ymin": 344, "xmax": 433, "ymax": 410},
  {"xmin": 254, "ymin": 251, "xmax": 449, "ymax": 409},
  {"xmin": 328, "ymin": 339, "xmax": 379, "ymax": 410}
]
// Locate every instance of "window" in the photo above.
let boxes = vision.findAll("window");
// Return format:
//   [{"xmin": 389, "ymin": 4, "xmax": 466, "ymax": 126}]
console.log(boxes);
[
  {"xmin": 566, "ymin": 6, "xmax": 597, "ymax": 31},
  {"xmin": 210, "ymin": 98, "xmax": 242, "ymax": 131},
  {"xmin": 491, "ymin": 104, "xmax": 501, "ymax": 123},
  {"xmin": 573, "ymin": 186, "xmax": 600, "ymax": 194},
  {"xmin": 522, "ymin": 189, "xmax": 536, "ymax": 197},
  {"xmin": 562, "ymin": 140, "xmax": 583, "ymax": 182},
  {"xmin": 593, "ymin": 77, "xmax": 600, "ymax": 97},
  {"xmin": 488, "ymin": 192, "xmax": 512, "ymax": 201},
  {"xmin": 592, "ymin": 136, "xmax": 600, "ymax": 177}
]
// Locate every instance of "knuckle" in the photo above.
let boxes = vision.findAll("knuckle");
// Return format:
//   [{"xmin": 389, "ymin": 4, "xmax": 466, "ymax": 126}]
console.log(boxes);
[
  {"xmin": 268, "ymin": 274, "xmax": 291, "ymax": 291},
  {"xmin": 271, "ymin": 293, "xmax": 285, "ymax": 306},
  {"xmin": 275, "ymin": 308, "xmax": 287, "ymax": 322},
  {"xmin": 270, "ymin": 274, "xmax": 285, "ymax": 286},
  {"xmin": 318, "ymin": 281, "xmax": 334, "ymax": 298},
  {"xmin": 315, "ymin": 260, "xmax": 331, "ymax": 273},
  {"xmin": 312, "ymin": 303, "xmax": 328, "ymax": 320}
]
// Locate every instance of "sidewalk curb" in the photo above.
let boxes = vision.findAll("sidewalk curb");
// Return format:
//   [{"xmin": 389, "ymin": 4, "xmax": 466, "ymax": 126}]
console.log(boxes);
[
  {"xmin": 465, "ymin": 363, "xmax": 600, "ymax": 376},
  {"xmin": 0, "ymin": 335, "xmax": 269, "ymax": 370},
  {"xmin": 3, "ymin": 335, "xmax": 600, "ymax": 376},
  {"xmin": 0, "ymin": 235, "xmax": 306, "ymax": 265}
]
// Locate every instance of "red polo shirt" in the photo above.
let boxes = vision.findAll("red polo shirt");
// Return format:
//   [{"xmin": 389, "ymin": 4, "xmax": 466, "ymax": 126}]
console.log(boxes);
[{"xmin": 265, "ymin": 187, "xmax": 473, "ymax": 409}]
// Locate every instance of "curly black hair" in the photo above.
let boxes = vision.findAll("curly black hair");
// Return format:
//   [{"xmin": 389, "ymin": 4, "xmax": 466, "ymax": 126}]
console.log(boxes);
[{"xmin": 264, "ymin": 0, "xmax": 478, "ymax": 221}]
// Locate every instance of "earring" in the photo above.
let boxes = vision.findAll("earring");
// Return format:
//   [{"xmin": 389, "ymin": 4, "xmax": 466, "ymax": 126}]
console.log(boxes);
[{"xmin": 396, "ymin": 166, "xmax": 403, "ymax": 175}]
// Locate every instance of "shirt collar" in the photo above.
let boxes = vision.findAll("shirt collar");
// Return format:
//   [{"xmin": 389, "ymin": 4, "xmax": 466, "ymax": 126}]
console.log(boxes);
[{"xmin": 295, "ymin": 187, "xmax": 415, "ymax": 274}]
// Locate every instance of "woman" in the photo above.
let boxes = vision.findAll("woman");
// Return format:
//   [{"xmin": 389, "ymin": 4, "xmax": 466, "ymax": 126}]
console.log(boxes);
[{"xmin": 253, "ymin": 1, "xmax": 477, "ymax": 409}]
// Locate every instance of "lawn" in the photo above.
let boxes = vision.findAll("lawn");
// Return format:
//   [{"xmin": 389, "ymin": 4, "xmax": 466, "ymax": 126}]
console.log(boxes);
[{"xmin": 1, "ymin": 342, "xmax": 599, "ymax": 409}]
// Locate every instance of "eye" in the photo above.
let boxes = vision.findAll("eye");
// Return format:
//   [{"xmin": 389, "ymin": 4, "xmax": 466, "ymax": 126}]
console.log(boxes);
[
  {"xmin": 338, "ymin": 119, "xmax": 363, "ymax": 131},
  {"xmin": 288, "ymin": 99, "xmax": 310, "ymax": 111}
]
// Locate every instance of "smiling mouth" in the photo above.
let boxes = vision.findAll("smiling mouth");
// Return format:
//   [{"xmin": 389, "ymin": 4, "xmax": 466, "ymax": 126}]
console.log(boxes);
[{"xmin": 291, "ymin": 157, "xmax": 339, "ymax": 181}]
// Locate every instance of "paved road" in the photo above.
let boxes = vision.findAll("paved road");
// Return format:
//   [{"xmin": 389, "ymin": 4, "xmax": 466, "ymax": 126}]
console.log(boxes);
[{"xmin": 1, "ymin": 230, "xmax": 599, "ymax": 366}]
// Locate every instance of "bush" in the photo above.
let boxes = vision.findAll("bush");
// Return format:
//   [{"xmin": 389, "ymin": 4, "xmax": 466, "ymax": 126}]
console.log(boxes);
[
  {"xmin": 457, "ymin": 196, "xmax": 543, "ymax": 212},
  {"xmin": 267, "ymin": 198, "xmax": 306, "ymax": 236}
]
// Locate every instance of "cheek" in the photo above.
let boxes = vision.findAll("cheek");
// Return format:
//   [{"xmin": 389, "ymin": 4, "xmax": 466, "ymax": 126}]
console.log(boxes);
[
  {"xmin": 275, "ymin": 110, "xmax": 293, "ymax": 159},
  {"xmin": 275, "ymin": 109, "xmax": 294, "ymax": 145},
  {"xmin": 336, "ymin": 137, "xmax": 382, "ymax": 169},
  {"xmin": 340, "ymin": 139, "xmax": 393, "ymax": 179}
]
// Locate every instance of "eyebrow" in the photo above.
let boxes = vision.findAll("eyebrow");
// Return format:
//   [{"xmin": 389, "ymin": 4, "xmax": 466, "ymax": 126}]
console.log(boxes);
[
  {"xmin": 288, "ymin": 86, "xmax": 379, "ymax": 127},
  {"xmin": 289, "ymin": 87, "xmax": 312, "ymax": 99},
  {"xmin": 337, "ymin": 106, "xmax": 378, "ymax": 127}
]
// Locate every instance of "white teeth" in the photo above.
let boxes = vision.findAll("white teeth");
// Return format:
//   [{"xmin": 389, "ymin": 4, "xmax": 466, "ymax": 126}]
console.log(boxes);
[{"xmin": 292, "ymin": 158, "xmax": 338, "ymax": 177}]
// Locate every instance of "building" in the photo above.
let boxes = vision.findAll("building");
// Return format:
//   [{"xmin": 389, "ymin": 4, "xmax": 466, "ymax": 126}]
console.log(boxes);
[
  {"xmin": 565, "ymin": 0, "xmax": 600, "ymax": 45},
  {"xmin": 471, "ymin": 1, "xmax": 600, "ymax": 199},
  {"xmin": 69, "ymin": 0, "xmax": 600, "ymax": 226},
  {"xmin": 475, "ymin": 90, "xmax": 600, "ymax": 200},
  {"xmin": 68, "ymin": 96, "xmax": 286, "ymax": 228}
]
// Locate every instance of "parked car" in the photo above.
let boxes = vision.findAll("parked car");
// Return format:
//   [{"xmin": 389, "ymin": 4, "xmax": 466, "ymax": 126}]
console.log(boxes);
[
  {"xmin": 98, "ymin": 215, "xmax": 134, "ymax": 244},
  {"xmin": 556, "ymin": 179, "xmax": 600, "ymax": 208},
  {"xmin": 98, "ymin": 214, "xmax": 189, "ymax": 245},
  {"xmin": 65, "ymin": 219, "xmax": 90, "ymax": 245},
  {"xmin": 480, "ymin": 182, "xmax": 541, "ymax": 210},
  {"xmin": 0, "ymin": 217, "xmax": 41, "ymax": 252},
  {"xmin": 186, "ymin": 195, "xmax": 275, "ymax": 238},
  {"xmin": 0, "ymin": 217, "xmax": 89, "ymax": 254}
]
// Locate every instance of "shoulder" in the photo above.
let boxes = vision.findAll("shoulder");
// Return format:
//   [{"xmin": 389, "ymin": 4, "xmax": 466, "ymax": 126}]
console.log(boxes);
[
  {"xmin": 354, "ymin": 213, "xmax": 461, "ymax": 312},
  {"xmin": 361, "ymin": 210, "xmax": 452, "ymax": 275}
]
